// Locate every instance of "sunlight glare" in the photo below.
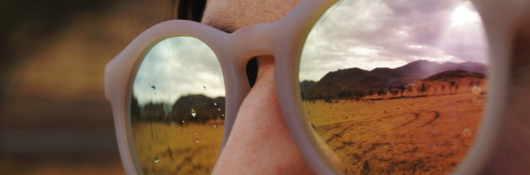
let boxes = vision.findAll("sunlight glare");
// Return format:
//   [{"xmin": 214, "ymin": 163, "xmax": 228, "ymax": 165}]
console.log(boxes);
[{"xmin": 451, "ymin": 1, "xmax": 480, "ymax": 27}]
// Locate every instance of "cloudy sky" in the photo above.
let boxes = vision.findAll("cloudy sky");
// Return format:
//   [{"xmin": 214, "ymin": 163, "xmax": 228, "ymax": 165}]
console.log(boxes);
[
  {"xmin": 133, "ymin": 37, "xmax": 225, "ymax": 106},
  {"xmin": 300, "ymin": 0, "xmax": 488, "ymax": 81},
  {"xmin": 132, "ymin": 0, "xmax": 488, "ymax": 105}
]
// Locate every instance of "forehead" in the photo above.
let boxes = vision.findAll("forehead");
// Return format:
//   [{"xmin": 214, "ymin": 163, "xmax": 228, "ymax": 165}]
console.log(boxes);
[{"xmin": 201, "ymin": 0, "xmax": 301, "ymax": 32}]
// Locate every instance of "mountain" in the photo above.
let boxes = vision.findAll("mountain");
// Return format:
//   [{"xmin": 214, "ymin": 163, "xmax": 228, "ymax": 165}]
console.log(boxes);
[
  {"xmin": 423, "ymin": 69, "xmax": 485, "ymax": 81},
  {"xmin": 300, "ymin": 60, "xmax": 485, "ymax": 99},
  {"xmin": 393, "ymin": 60, "xmax": 484, "ymax": 78},
  {"xmin": 133, "ymin": 94, "xmax": 226, "ymax": 123}
]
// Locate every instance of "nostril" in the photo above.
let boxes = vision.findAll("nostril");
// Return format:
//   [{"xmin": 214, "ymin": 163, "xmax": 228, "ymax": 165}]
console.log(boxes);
[{"xmin": 246, "ymin": 57, "xmax": 258, "ymax": 88}]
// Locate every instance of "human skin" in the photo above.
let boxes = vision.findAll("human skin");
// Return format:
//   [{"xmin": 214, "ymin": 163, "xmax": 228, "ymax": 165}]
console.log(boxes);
[
  {"xmin": 202, "ymin": 0, "xmax": 344, "ymax": 174},
  {"xmin": 478, "ymin": 12, "xmax": 530, "ymax": 174},
  {"xmin": 201, "ymin": 0, "xmax": 530, "ymax": 174}
]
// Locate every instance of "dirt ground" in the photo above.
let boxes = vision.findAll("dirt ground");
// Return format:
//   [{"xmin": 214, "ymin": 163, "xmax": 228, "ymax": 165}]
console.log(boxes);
[
  {"xmin": 305, "ymin": 82, "xmax": 486, "ymax": 174},
  {"xmin": 131, "ymin": 119, "xmax": 224, "ymax": 175},
  {"xmin": 130, "ymin": 79, "xmax": 485, "ymax": 175}
]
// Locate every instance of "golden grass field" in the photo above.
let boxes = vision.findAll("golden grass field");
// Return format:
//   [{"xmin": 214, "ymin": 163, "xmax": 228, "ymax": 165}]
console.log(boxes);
[
  {"xmin": 130, "ymin": 77, "xmax": 485, "ymax": 175},
  {"xmin": 131, "ymin": 119, "xmax": 224, "ymax": 175},
  {"xmin": 305, "ymin": 79, "xmax": 487, "ymax": 175}
]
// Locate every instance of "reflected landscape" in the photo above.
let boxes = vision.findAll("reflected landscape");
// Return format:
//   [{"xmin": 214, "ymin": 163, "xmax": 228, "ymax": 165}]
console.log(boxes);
[
  {"xmin": 301, "ymin": 60, "xmax": 487, "ymax": 174},
  {"xmin": 300, "ymin": 0, "xmax": 488, "ymax": 174},
  {"xmin": 130, "ymin": 37, "xmax": 225, "ymax": 175}
]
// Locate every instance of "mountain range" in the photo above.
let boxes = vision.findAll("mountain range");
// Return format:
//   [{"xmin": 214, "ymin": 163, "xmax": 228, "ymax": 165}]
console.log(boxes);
[{"xmin": 300, "ymin": 60, "xmax": 486, "ymax": 98}]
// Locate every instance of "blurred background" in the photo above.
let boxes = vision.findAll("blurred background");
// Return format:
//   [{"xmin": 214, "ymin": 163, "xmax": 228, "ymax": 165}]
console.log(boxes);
[{"xmin": 0, "ymin": 0, "xmax": 205, "ymax": 174}]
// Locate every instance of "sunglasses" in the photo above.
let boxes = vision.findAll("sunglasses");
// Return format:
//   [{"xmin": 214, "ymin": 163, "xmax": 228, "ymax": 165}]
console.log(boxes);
[{"xmin": 105, "ymin": 0, "xmax": 526, "ymax": 174}]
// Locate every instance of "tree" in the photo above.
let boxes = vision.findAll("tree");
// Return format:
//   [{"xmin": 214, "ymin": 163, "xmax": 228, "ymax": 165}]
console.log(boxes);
[
  {"xmin": 354, "ymin": 90, "xmax": 366, "ymax": 98},
  {"xmin": 455, "ymin": 83, "xmax": 460, "ymax": 92},
  {"xmin": 326, "ymin": 91, "xmax": 333, "ymax": 99},
  {"xmin": 417, "ymin": 86, "xmax": 421, "ymax": 95},
  {"xmin": 469, "ymin": 80, "xmax": 474, "ymax": 87},
  {"xmin": 420, "ymin": 83, "xmax": 427, "ymax": 93},
  {"xmin": 450, "ymin": 81, "xmax": 456, "ymax": 91},
  {"xmin": 407, "ymin": 85, "xmax": 413, "ymax": 96},
  {"xmin": 131, "ymin": 94, "xmax": 142, "ymax": 121},
  {"xmin": 368, "ymin": 89, "xmax": 374, "ymax": 96},
  {"xmin": 377, "ymin": 89, "xmax": 386, "ymax": 96},
  {"xmin": 392, "ymin": 89, "xmax": 399, "ymax": 96},
  {"xmin": 337, "ymin": 90, "xmax": 353, "ymax": 98},
  {"xmin": 398, "ymin": 84, "xmax": 406, "ymax": 97}
]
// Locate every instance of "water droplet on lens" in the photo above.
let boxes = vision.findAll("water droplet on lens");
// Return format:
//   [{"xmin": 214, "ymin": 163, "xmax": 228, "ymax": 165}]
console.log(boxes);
[
  {"xmin": 218, "ymin": 108, "xmax": 220, "ymax": 111},
  {"xmin": 472, "ymin": 97, "xmax": 482, "ymax": 105},
  {"xmin": 154, "ymin": 156, "xmax": 159, "ymax": 163},
  {"xmin": 472, "ymin": 86, "xmax": 482, "ymax": 94},
  {"xmin": 191, "ymin": 108, "xmax": 196, "ymax": 117},
  {"xmin": 196, "ymin": 138, "xmax": 199, "ymax": 143},
  {"xmin": 151, "ymin": 86, "xmax": 156, "ymax": 91},
  {"xmin": 214, "ymin": 124, "xmax": 216, "ymax": 128},
  {"xmin": 214, "ymin": 70, "xmax": 217, "ymax": 74},
  {"xmin": 182, "ymin": 120, "xmax": 185, "ymax": 123},
  {"xmin": 154, "ymin": 92, "xmax": 157, "ymax": 95},
  {"xmin": 195, "ymin": 132, "xmax": 197, "ymax": 135},
  {"xmin": 204, "ymin": 86, "xmax": 206, "ymax": 91},
  {"xmin": 463, "ymin": 128, "xmax": 472, "ymax": 137},
  {"xmin": 214, "ymin": 102, "xmax": 217, "ymax": 106},
  {"xmin": 222, "ymin": 114, "xmax": 224, "ymax": 117}
]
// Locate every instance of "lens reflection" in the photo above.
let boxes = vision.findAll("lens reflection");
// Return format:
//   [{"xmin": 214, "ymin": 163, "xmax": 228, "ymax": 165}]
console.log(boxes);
[
  {"xmin": 130, "ymin": 36, "xmax": 225, "ymax": 175},
  {"xmin": 300, "ymin": 0, "xmax": 488, "ymax": 174}
]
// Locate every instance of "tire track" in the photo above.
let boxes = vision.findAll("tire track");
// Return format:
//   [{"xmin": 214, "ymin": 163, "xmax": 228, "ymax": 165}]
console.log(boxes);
[
  {"xmin": 392, "ymin": 113, "xmax": 419, "ymax": 130},
  {"xmin": 421, "ymin": 111, "xmax": 440, "ymax": 127}
]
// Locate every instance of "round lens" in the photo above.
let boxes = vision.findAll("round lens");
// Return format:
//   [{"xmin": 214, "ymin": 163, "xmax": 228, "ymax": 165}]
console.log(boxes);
[
  {"xmin": 299, "ymin": 0, "xmax": 488, "ymax": 174},
  {"xmin": 130, "ymin": 36, "xmax": 225, "ymax": 174}
]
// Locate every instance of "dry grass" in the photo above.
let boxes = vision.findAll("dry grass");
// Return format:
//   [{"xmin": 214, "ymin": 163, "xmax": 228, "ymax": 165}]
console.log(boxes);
[
  {"xmin": 305, "ymin": 81, "xmax": 487, "ymax": 175},
  {"xmin": 131, "ymin": 119, "xmax": 224, "ymax": 175},
  {"xmin": 131, "ymin": 78, "xmax": 486, "ymax": 175}
]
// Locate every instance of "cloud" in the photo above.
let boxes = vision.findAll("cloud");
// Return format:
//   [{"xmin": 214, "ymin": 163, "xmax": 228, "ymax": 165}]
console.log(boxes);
[
  {"xmin": 133, "ymin": 37, "xmax": 225, "ymax": 106},
  {"xmin": 300, "ymin": 0, "xmax": 488, "ymax": 81}
]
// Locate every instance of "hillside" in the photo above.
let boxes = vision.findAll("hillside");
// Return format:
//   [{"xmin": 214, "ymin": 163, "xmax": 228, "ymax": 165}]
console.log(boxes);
[
  {"xmin": 132, "ymin": 94, "xmax": 226, "ymax": 123},
  {"xmin": 300, "ymin": 60, "xmax": 486, "ymax": 99},
  {"xmin": 423, "ymin": 69, "xmax": 485, "ymax": 81}
]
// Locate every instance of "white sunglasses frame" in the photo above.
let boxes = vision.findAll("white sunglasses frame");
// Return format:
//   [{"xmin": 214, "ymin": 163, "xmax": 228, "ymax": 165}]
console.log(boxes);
[{"xmin": 104, "ymin": 0, "xmax": 530, "ymax": 174}]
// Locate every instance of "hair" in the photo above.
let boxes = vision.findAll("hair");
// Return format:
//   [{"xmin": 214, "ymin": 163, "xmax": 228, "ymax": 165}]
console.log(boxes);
[
  {"xmin": 137, "ymin": 0, "xmax": 258, "ymax": 87},
  {"xmin": 176, "ymin": 0, "xmax": 206, "ymax": 22}
]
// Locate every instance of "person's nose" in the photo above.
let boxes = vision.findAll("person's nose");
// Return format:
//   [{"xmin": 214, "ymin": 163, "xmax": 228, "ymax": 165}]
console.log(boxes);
[{"xmin": 212, "ymin": 56, "xmax": 344, "ymax": 174}]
